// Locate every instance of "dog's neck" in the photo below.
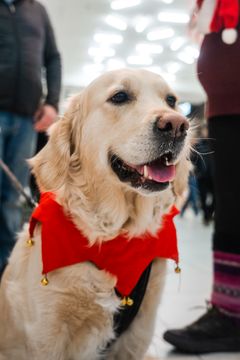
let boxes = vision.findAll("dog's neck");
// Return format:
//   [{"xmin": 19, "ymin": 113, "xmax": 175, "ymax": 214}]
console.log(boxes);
[{"xmin": 55, "ymin": 173, "xmax": 175, "ymax": 244}]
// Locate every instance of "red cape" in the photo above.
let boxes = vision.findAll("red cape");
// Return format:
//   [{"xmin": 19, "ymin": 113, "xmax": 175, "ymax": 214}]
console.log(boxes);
[{"xmin": 29, "ymin": 192, "xmax": 179, "ymax": 296}]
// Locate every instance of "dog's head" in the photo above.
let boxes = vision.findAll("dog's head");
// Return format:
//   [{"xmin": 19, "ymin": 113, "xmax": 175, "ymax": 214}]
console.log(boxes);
[
  {"xmin": 31, "ymin": 69, "xmax": 192, "ymax": 239},
  {"xmin": 32, "ymin": 69, "xmax": 191, "ymax": 200}
]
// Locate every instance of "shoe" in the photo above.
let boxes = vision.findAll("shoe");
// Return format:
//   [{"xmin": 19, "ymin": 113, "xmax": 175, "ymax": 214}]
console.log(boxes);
[
  {"xmin": 163, "ymin": 306, "xmax": 240, "ymax": 354},
  {"xmin": 202, "ymin": 218, "xmax": 210, "ymax": 226}
]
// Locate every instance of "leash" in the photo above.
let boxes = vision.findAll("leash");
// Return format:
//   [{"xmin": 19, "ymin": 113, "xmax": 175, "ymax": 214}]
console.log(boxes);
[{"xmin": 0, "ymin": 158, "xmax": 36, "ymax": 209}]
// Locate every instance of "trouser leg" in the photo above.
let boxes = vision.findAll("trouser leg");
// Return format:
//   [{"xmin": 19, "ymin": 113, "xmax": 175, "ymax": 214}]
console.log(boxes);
[{"xmin": 0, "ymin": 112, "xmax": 36, "ymax": 275}]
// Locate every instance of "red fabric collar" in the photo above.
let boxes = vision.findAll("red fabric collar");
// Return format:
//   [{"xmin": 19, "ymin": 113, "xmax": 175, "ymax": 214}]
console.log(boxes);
[{"xmin": 29, "ymin": 192, "xmax": 179, "ymax": 296}]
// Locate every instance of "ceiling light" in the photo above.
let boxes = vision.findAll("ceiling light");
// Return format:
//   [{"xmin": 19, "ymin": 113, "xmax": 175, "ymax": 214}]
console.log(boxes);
[
  {"xmin": 136, "ymin": 43, "xmax": 163, "ymax": 54},
  {"xmin": 93, "ymin": 55, "xmax": 104, "ymax": 64},
  {"xmin": 143, "ymin": 67, "xmax": 175, "ymax": 83},
  {"xmin": 161, "ymin": 72, "xmax": 176, "ymax": 83},
  {"xmin": 184, "ymin": 45, "xmax": 200, "ymax": 59},
  {"xmin": 94, "ymin": 32, "xmax": 123, "ymax": 44},
  {"xmin": 127, "ymin": 55, "xmax": 153, "ymax": 66},
  {"xmin": 161, "ymin": 0, "xmax": 174, "ymax": 4},
  {"xmin": 147, "ymin": 27, "xmax": 174, "ymax": 41},
  {"xmin": 158, "ymin": 12, "xmax": 190, "ymax": 24},
  {"xmin": 177, "ymin": 45, "xmax": 199, "ymax": 65},
  {"xmin": 170, "ymin": 37, "xmax": 185, "ymax": 51},
  {"xmin": 145, "ymin": 68, "xmax": 176, "ymax": 83},
  {"xmin": 111, "ymin": 0, "xmax": 141, "ymax": 10},
  {"xmin": 144, "ymin": 66, "xmax": 163, "ymax": 75},
  {"xmin": 105, "ymin": 15, "xmax": 127, "ymax": 31},
  {"xmin": 88, "ymin": 47, "xmax": 115, "ymax": 58},
  {"xmin": 165, "ymin": 61, "xmax": 181, "ymax": 74},
  {"xmin": 106, "ymin": 58, "xmax": 126, "ymax": 70},
  {"xmin": 133, "ymin": 16, "xmax": 151, "ymax": 33},
  {"xmin": 177, "ymin": 52, "xmax": 195, "ymax": 65}
]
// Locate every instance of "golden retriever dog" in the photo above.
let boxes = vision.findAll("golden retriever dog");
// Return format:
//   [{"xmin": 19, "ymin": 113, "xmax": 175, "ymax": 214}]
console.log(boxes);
[{"xmin": 0, "ymin": 69, "xmax": 191, "ymax": 360}]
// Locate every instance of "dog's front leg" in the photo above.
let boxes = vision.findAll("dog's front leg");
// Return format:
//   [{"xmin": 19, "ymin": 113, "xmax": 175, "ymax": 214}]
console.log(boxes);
[
  {"xmin": 26, "ymin": 264, "xmax": 119, "ymax": 360},
  {"xmin": 25, "ymin": 313, "xmax": 107, "ymax": 360}
]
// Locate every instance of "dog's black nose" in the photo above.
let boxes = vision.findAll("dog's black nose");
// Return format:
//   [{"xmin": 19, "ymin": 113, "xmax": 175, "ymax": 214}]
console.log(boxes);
[{"xmin": 155, "ymin": 113, "xmax": 189, "ymax": 138}]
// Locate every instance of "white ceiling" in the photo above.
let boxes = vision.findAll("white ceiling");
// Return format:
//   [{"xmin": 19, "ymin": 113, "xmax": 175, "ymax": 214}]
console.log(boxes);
[{"xmin": 40, "ymin": 0, "xmax": 206, "ymax": 104}]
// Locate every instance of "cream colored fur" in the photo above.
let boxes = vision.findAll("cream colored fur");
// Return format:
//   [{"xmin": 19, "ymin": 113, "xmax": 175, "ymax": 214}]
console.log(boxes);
[{"xmin": 0, "ymin": 69, "xmax": 191, "ymax": 360}]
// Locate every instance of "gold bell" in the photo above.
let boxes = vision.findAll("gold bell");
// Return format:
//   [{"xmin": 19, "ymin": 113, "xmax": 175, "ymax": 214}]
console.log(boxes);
[
  {"xmin": 175, "ymin": 264, "xmax": 181, "ymax": 274},
  {"xmin": 41, "ymin": 275, "xmax": 49, "ymax": 286},
  {"xmin": 121, "ymin": 297, "xmax": 127, "ymax": 306},
  {"xmin": 121, "ymin": 296, "xmax": 134, "ymax": 307},
  {"xmin": 126, "ymin": 297, "xmax": 134, "ymax": 306},
  {"xmin": 26, "ymin": 238, "xmax": 34, "ymax": 247}
]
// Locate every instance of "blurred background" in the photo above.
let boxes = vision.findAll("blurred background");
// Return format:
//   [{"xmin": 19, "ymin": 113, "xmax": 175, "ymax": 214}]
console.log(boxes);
[
  {"xmin": 2, "ymin": 1, "xmax": 239, "ymax": 359},
  {"xmin": 40, "ymin": 0, "xmax": 205, "ymax": 117}
]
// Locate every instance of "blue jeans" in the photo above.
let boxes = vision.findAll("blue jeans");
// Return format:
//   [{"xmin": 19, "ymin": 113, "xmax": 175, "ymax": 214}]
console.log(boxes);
[
  {"xmin": 181, "ymin": 174, "xmax": 199, "ymax": 216},
  {"xmin": 0, "ymin": 111, "xmax": 37, "ymax": 275}
]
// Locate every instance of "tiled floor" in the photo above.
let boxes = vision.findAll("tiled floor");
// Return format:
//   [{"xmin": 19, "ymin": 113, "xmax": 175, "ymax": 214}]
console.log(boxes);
[{"xmin": 146, "ymin": 210, "xmax": 240, "ymax": 360}]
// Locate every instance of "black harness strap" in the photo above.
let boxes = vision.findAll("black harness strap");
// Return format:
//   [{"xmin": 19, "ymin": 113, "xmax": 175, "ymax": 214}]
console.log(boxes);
[
  {"xmin": 114, "ymin": 262, "xmax": 153, "ymax": 337},
  {"xmin": 103, "ymin": 262, "xmax": 152, "ymax": 357}
]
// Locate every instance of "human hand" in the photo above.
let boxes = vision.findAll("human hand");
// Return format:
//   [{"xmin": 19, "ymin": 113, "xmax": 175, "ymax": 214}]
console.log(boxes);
[{"xmin": 34, "ymin": 104, "xmax": 58, "ymax": 132}]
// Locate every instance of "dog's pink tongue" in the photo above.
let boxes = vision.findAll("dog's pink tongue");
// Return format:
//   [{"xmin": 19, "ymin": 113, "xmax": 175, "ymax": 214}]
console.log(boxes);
[{"xmin": 147, "ymin": 163, "xmax": 176, "ymax": 183}]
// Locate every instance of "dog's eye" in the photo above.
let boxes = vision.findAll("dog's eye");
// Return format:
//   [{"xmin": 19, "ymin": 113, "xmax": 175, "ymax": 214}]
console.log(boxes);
[
  {"xmin": 109, "ymin": 91, "xmax": 130, "ymax": 105},
  {"xmin": 166, "ymin": 95, "xmax": 177, "ymax": 108}
]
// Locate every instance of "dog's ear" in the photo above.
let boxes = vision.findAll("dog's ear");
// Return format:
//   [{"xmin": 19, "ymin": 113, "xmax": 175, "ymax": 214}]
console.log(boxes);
[{"xmin": 30, "ymin": 93, "xmax": 84, "ymax": 192}]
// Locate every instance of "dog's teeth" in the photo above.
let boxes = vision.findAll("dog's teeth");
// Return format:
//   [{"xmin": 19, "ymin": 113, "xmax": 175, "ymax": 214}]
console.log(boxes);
[
  {"xmin": 163, "ymin": 156, "xmax": 169, "ymax": 166},
  {"xmin": 143, "ymin": 165, "xmax": 148, "ymax": 178},
  {"xmin": 148, "ymin": 175, "xmax": 153, "ymax": 180}
]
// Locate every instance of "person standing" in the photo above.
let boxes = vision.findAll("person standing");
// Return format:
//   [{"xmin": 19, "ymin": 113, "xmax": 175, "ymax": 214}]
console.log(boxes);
[
  {"xmin": 194, "ymin": 123, "xmax": 214, "ymax": 225},
  {"xmin": 163, "ymin": 0, "xmax": 240, "ymax": 353},
  {"xmin": 0, "ymin": 0, "xmax": 61, "ymax": 276},
  {"xmin": 180, "ymin": 171, "xmax": 199, "ymax": 217}
]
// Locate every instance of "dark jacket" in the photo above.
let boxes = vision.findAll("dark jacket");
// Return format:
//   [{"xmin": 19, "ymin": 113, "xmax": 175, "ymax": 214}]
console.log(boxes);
[{"xmin": 0, "ymin": 0, "xmax": 61, "ymax": 117}]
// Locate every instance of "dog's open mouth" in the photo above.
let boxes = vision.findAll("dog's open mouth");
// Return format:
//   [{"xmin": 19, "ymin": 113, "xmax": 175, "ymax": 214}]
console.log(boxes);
[{"xmin": 110, "ymin": 152, "xmax": 176, "ymax": 192}]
